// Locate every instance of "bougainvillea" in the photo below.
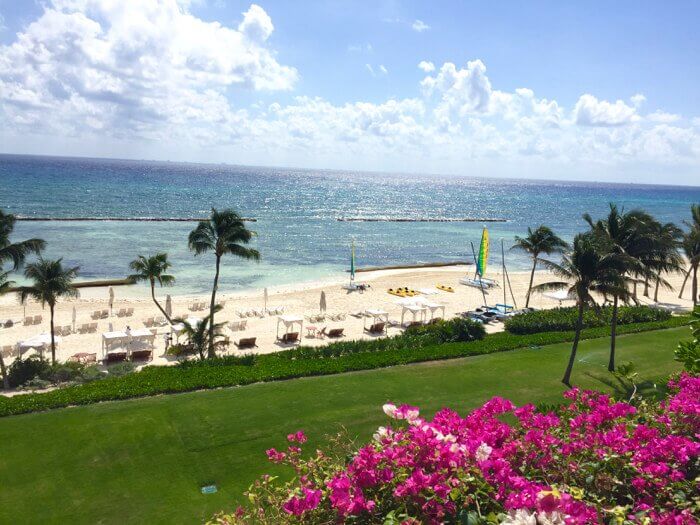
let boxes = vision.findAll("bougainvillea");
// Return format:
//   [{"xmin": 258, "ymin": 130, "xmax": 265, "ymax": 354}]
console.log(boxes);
[{"xmin": 211, "ymin": 374, "xmax": 700, "ymax": 524}]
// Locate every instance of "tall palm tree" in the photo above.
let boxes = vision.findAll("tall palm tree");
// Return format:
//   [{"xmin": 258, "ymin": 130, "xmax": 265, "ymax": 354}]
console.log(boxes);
[
  {"xmin": 188, "ymin": 209, "xmax": 260, "ymax": 358},
  {"xmin": 583, "ymin": 204, "xmax": 657, "ymax": 371},
  {"xmin": 649, "ymin": 221, "xmax": 684, "ymax": 303},
  {"xmin": 511, "ymin": 225, "xmax": 568, "ymax": 308},
  {"xmin": 127, "ymin": 253, "xmax": 175, "ymax": 323},
  {"xmin": 17, "ymin": 259, "xmax": 79, "ymax": 365},
  {"xmin": 0, "ymin": 209, "xmax": 45, "ymax": 389},
  {"xmin": 171, "ymin": 305, "xmax": 225, "ymax": 361},
  {"xmin": 0, "ymin": 210, "xmax": 46, "ymax": 270},
  {"xmin": 534, "ymin": 233, "xmax": 627, "ymax": 386},
  {"xmin": 682, "ymin": 228, "xmax": 700, "ymax": 306}
]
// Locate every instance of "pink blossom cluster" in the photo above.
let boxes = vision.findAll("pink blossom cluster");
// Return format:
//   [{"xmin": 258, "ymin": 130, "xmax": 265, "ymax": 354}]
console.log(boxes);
[{"xmin": 241, "ymin": 375, "xmax": 700, "ymax": 524}]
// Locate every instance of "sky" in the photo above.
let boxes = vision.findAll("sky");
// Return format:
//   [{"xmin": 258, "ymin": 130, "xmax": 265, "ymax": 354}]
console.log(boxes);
[{"xmin": 0, "ymin": 0, "xmax": 699, "ymax": 185}]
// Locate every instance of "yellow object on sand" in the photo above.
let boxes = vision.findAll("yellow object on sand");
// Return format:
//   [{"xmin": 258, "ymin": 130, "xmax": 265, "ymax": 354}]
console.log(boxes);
[
  {"xmin": 437, "ymin": 284, "xmax": 454, "ymax": 293},
  {"xmin": 388, "ymin": 287, "xmax": 418, "ymax": 297}
]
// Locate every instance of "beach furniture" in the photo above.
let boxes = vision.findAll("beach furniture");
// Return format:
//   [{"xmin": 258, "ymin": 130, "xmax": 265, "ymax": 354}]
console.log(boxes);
[
  {"xmin": 88, "ymin": 322, "xmax": 98, "ymax": 333},
  {"xmin": 59, "ymin": 325, "xmax": 72, "ymax": 336},
  {"xmin": 276, "ymin": 315, "xmax": 303, "ymax": 342},
  {"xmin": 154, "ymin": 316, "xmax": 166, "ymax": 326},
  {"xmin": 228, "ymin": 320, "xmax": 246, "ymax": 332},
  {"xmin": 32, "ymin": 315, "xmax": 42, "ymax": 325},
  {"xmin": 305, "ymin": 325, "xmax": 319, "ymax": 338},
  {"xmin": 363, "ymin": 309, "xmax": 389, "ymax": 334},
  {"xmin": 23, "ymin": 316, "xmax": 33, "ymax": 326},
  {"xmin": 1, "ymin": 346, "xmax": 14, "ymax": 359},
  {"xmin": 105, "ymin": 351, "xmax": 127, "ymax": 364},
  {"xmin": 68, "ymin": 352, "xmax": 96, "ymax": 364},
  {"xmin": 100, "ymin": 310, "xmax": 109, "ymax": 319},
  {"xmin": 235, "ymin": 337, "xmax": 257, "ymax": 349},
  {"xmin": 77, "ymin": 323, "xmax": 90, "ymax": 334},
  {"xmin": 131, "ymin": 349, "xmax": 153, "ymax": 362},
  {"xmin": 125, "ymin": 308, "xmax": 134, "ymax": 317},
  {"xmin": 279, "ymin": 332, "xmax": 300, "ymax": 344},
  {"xmin": 322, "ymin": 327, "xmax": 345, "ymax": 338},
  {"xmin": 365, "ymin": 322, "xmax": 386, "ymax": 335},
  {"xmin": 2, "ymin": 319, "xmax": 14, "ymax": 328},
  {"xmin": 90, "ymin": 310, "xmax": 101, "ymax": 320},
  {"xmin": 143, "ymin": 317, "xmax": 155, "ymax": 328},
  {"xmin": 116, "ymin": 308, "xmax": 127, "ymax": 317}
]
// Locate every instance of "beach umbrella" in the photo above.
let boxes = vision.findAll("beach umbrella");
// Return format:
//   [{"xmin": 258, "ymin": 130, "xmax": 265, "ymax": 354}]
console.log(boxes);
[
  {"xmin": 72, "ymin": 306, "xmax": 77, "ymax": 332},
  {"xmin": 320, "ymin": 291, "xmax": 327, "ymax": 313},
  {"xmin": 264, "ymin": 287, "xmax": 268, "ymax": 313},
  {"xmin": 165, "ymin": 295, "xmax": 172, "ymax": 318},
  {"xmin": 108, "ymin": 286, "xmax": 115, "ymax": 315}
]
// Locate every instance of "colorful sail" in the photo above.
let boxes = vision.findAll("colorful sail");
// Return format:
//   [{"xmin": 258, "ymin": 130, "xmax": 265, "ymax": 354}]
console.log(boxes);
[
  {"xmin": 350, "ymin": 240, "xmax": 356, "ymax": 281},
  {"xmin": 476, "ymin": 228, "xmax": 489, "ymax": 277}
]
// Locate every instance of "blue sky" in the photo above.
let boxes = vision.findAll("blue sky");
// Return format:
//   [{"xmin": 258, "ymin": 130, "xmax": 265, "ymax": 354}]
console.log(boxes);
[{"xmin": 0, "ymin": 0, "xmax": 699, "ymax": 185}]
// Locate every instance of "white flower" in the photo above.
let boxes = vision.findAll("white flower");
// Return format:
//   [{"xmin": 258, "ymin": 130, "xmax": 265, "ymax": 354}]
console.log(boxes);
[
  {"xmin": 536, "ymin": 512, "xmax": 566, "ymax": 525},
  {"xmin": 373, "ymin": 426, "xmax": 389, "ymax": 442},
  {"xmin": 500, "ymin": 509, "xmax": 537, "ymax": 525},
  {"xmin": 382, "ymin": 403, "xmax": 398, "ymax": 418},
  {"xmin": 404, "ymin": 408, "xmax": 420, "ymax": 422},
  {"xmin": 475, "ymin": 442, "xmax": 493, "ymax": 462}
]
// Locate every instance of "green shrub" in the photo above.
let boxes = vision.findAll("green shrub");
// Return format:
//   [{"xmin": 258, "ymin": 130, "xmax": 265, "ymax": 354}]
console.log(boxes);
[
  {"xmin": 78, "ymin": 365, "xmax": 105, "ymax": 383},
  {"xmin": 7, "ymin": 356, "xmax": 52, "ymax": 388},
  {"xmin": 504, "ymin": 305, "xmax": 670, "ymax": 335},
  {"xmin": 675, "ymin": 306, "xmax": 699, "ymax": 373},
  {"xmin": 0, "ymin": 315, "xmax": 687, "ymax": 418},
  {"xmin": 106, "ymin": 362, "xmax": 135, "ymax": 377},
  {"xmin": 18, "ymin": 376, "xmax": 53, "ymax": 391},
  {"xmin": 50, "ymin": 362, "xmax": 85, "ymax": 383}
]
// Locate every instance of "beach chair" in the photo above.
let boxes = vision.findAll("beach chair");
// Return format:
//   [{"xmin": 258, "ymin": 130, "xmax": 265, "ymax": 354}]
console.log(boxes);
[
  {"xmin": 1, "ymin": 346, "xmax": 14, "ymax": 359},
  {"xmin": 76, "ymin": 323, "xmax": 88, "ymax": 334},
  {"xmin": 105, "ymin": 352, "xmax": 127, "ymax": 364},
  {"xmin": 88, "ymin": 322, "xmax": 98, "ymax": 333},
  {"xmin": 143, "ymin": 317, "xmax": 155, "ymax": 328},
  {"xmin": 235, "ymin": 337, "xmax": 257, "ymax": 349},
  {"xmin": 2, "ymin": 319, "xmax": 13, "ymax": 328},
  {"xmin": 228, "ymin": 321, "xmax": 241, "ymax": 332},
  {"xmin": 365, "ymin": 322, "xmax": 386, "ymax": 335},
  {"xmin": 100, "ymin": 310, "xmax": 109, "ymax": 319},
  {"xmin": 116, "ymin": 308, "xmax": 127, "ymax": 317},
  {"xmin": 279, "ymin": 332, "xmax": 300, "ymax": 344},
  {"xmin": 125, "ymin": 308, "xmax": 134, "ymax": 317},
  {"xmin": 60, "ymin": 326, "xmax": 72, "ymax": 336},
  {"xmin": 154, "ymin": 316, "xmax": 166, "ymax": 326},
  {"xmin": 322, "ymin": 327, "xmax": 345, "ymax": 338},
  {"xmin": 90, "ymin": 310, "xmax": 101, "ymax": 320},
  {"xmin": 33, "ymin": 315, "xmax": 42, "ymax": 325},
  {"xmin": 131, "ymin": 349, "xmax": 153, "ymax": 362}
]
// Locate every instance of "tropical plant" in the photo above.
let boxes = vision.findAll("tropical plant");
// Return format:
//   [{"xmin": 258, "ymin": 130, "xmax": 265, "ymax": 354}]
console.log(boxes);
[
  {"xmin": 188, "ymin": 209, "xmax": 260, "ymax": 357},
  {"xmin": 533, "ymin": 233, "xmax": 627, "ymax": 386},
  {"xmin": 647, "ymin": 220, "xmax": 684, "ymax": 302},
  {"xmin": 127, "ymin": 253, "xmax": 175, "ymax": 323},
  {"xmin": 511, "ymin": 225, "xmax": 568, "ymax": 308},
  {"xmin": 17, "ymin": 259, "xmax": 79, "ymax": 365},
  {"xmin": 675, "ymin": 306, "xmax": 700, "ymax": 373},
  {"xmin": 0, "ymin": 210, "xmax": 45, "ymax": 389},
  {"xmin": 679, "ymin": 204, "xmax": 700, "ymax": 306},
  {"xmin": 171, "ymin": 305, "xmax": 226, "ymax": 360}
]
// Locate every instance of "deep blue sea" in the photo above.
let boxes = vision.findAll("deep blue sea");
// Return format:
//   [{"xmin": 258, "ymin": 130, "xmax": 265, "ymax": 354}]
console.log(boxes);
[{"xmin": 1, "ymin": 154, "xmax": 698, "ymax": 295}]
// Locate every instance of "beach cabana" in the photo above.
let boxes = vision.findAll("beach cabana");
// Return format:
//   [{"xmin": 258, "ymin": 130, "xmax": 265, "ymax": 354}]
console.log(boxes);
[
  {"xmin": 170, "ymin": 316, "xmax": 202, "ymax": 342},
  {"xmin": 543, "ymin": 289, "xmax": 574, "ymax": 305},
  {"xmin": 19, "ymin": 333, "xmax": 61, "ymax": 359},
  {"xmin": 101, "ymin": 330, "xmax": 130, "ymax": 356},
  {"xmin": 277, "ymin": 314, "xmax": 303, "ymax": 339},
  {"xmin": 423, "ymin": 301, "xmax": 445, "ymax": 320},
  {"xmin": 400, "ymin": 304, "xmax": 427, "ymax": 326},
  {"xmin": 363, "ymin": 309, "xmax": 388, "ymax": 330}
]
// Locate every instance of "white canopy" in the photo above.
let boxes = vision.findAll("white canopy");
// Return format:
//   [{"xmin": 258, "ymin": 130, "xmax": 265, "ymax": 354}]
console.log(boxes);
[
  {"xmin": 363, "ymin": 309, "xmax": 388, "ymax": 330},
  {"xmin": 400, "ymin": 304, "xmax": 427, "ymax": 325},
  {"xmin": 543, "ymin": 289, "xmax": 574, "ymax": 303},
  {"xmin": 277, "ymin": 314, "xmax": 303, "ymax": 338},
  {"xmin": 170, "ymin": 317, "xmax": 202, "ymax": 341},
  {"xmin": 19, "ymin": 333, "xmax": 60, "ymax": 350},
  {"xmin": 102, "ymin": 329, "xmax": 156, "ymax": 355}
]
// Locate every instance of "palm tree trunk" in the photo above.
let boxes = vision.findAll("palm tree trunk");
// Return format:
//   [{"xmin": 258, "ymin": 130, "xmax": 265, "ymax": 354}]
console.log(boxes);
[
  {"xmin": 693, "ymin": 264, "xmax": 698, "ymax": 306},
  {"xmin": 562, "ymin": 301, "xmax": 584, "ymax": 387},
  {"xmin": 208, "ymin": 255, "xmax": 221, "ymax": 358},
  {"xmin": 653, "ymin": 274, "xmax": 660, "ymax": 303},
  {"xmin": 0, "ymin": 351, "xmax": 8, "ymax": 390},
  {"xmin": 50, "ymin": 303, "xmax": 56, "ymax": 365},
  {"xmin": 608, "ymin": 295, "xmax": 618, "ymax": 372},
  {"xmin": 525, "ymin": 257, "xmax": 537, "ymax": 308},
  {"xmin": 679, "ymin": 266, "xmax": 690, "ymax": 299},
  {"xmin": 643, "ymin": 276, "xmax": 649, "ymax": 297},
  {"xmin": 150, "ymin": 280, "xmax": 171, "ymax": 323}
]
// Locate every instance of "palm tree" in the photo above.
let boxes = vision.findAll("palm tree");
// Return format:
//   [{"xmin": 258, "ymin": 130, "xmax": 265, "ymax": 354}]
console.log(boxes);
[
  {"xmin": 127, "ymin": 253, "xmax": 175, "ymax": 323},
  {"xmin": 0, "ymin": 210, "xmax": 46, "ymax": 270},
  {"xmin": 188, "ymin": 209, "xmax": 260, "ymax": 358},
  {"xmin": 533, "ymin": 233, "xmax": 627, "ymax": 386},
  {"xmin": 17, "ymin": 259, "xmax": 79, "ymax": 365},
  {"xmin": 681, "ymin": 228, "xmax": 700, "ymax": 306},
  {"xmin": 583, "ymin": 204, "xmax": 658, "ymax": 371},
  {"xmin": 0, "ymin": 209, "xmax": 45, "ymax": 389},
  {"xmin": 511, "ymin": 226, "xmax": 568, "ymax": 308},
  {"xmin": 649, "ymin": 221, "xmax": 684, "ymax": 303},
  {"xmin": 171, "ymin": 306, "xmax": 225, "ymax": 360}
]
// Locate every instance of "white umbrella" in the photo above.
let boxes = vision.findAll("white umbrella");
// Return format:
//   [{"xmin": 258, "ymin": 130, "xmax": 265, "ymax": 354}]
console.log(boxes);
[
  {"xmin": 320, "ymin": 291, "xmax": 327, "ymax": 313},
  {"xmin": 72, "ymin": 306, "xmax": 77, "ymax": 332},
  {"xmin": 165, "ymin": 295, "xmax": 172, "ymax": 318},
  {"xmin": 264, "ymin": 287, "xmax": 268, "ymax": 313},
  {"xmin": 108, "ymin": 286, "xmax": 114, "ymax": 315}
]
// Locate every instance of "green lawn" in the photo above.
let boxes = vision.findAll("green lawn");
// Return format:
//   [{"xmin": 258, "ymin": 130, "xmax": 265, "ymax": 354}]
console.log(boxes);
[{"xmin": 0, "ymin": 327, "xmax": 686, "ymax": 524}]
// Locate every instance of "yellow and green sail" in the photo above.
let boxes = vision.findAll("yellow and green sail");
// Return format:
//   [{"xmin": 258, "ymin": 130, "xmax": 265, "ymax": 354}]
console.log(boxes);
[{"xmin": 475, "ymin": 228, "xmax": 489, "ymax": 277}]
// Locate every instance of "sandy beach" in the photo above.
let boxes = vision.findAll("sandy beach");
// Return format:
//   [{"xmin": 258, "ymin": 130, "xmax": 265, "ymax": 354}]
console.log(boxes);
[{"xmin": 0, "ymin": 265, "xmax": 694, "ymax": 376}]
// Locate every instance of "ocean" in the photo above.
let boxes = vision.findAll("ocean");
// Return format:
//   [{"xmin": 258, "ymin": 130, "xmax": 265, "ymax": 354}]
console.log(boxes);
[{"xmin": 1, "ymin": 154, "xmax": 698, "ymax": 295}]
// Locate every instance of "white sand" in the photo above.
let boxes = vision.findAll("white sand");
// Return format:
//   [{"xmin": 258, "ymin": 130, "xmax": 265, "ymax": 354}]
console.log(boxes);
[{"xmin": 0, "ymin": 265, "xmax": 694, "ymax": 377}]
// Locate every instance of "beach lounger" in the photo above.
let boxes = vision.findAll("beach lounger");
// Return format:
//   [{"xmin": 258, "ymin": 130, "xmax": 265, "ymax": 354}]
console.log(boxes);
[
  {"xmin": 154, "ymin": 316, "xmax": 166, "ymax": 326},
  {"xmin": 33, "ymin": 315, "xmax": 42, "ymax": 325},
  {"xmin": 68, "ymin": 352, "xmax": 96, "ymax": 364},
  {"xmin": 126, "ymin": 308, "xmax": 134, "ymax": 317},
  {"xmin": 90, "ymin": 310, "xmax": 101, "ymax": 320},
  {"xmin": 404, "ymin": 321, "xmax": 423, "ymax": 330},
  {"xmin": 322, "ymin": 327, "xmax": 345, "ymax": 338},
  {"xmin": 235, "ymin": 337, "xmax": 257, "ymax": 349},
  {"xmin": 143, "ymin": 317, "xmax": 155, "ymax": 328},
  {"xmin": 365, "ymin": 322, "xmax": 386, "ymax": 335},
  {"xmin": 131, "ymin": 349, "xmax": 153, "ymax": 362},
  {"xmin": 1, "ymin": 345, "xmax": 14, "ymax": 358},
  {"xmin": 279, "ymin": 332, "xmax": 300, "ymax": 344},
  {"xmin": 105, "ymin": 352, "xmax": 127, "ymax": 364},
  {"xmin": 116, "ymin": 308, "xmax": 127, "ymax": 317},
  {"xmin": 88, "ymin": 322, "xmax": 98, "ymax": 333},
  {"xmin": 101, "ymin": 310, "xmax": 109, "ymax": 319},
  {"xmin": 77, "ymin": 323, "xmax": 89, "ymax": 334},
  {"xmin": 2, "ymin": 319, "xmax": 13, "ymax": 328}
]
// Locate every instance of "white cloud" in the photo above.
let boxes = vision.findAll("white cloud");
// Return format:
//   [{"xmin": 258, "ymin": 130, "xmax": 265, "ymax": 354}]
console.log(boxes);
[
  {"xmin": 418, "ymin": 61, "xmax": 435, "ymax": 73},
  {"xmin": 631, "ymin": 93, "xmax": 646, "ymax": 108},
  {"xmin": 573, "ymin": 94, "xmax": 639, "ymax": 127},
  {"xmin": 379, "ymin": 64, "xmax": 388, "ymax": 75},
  {"xmin": 647, "ymin": 110, "xmax": 681, "ymax": 123},
  {"xmin": 348, "ymin": 42, "xmax": 372, "ymax": 54},
  {"xmin": 411, "ymin": 19, "xmax": 430, "ymax": 32},
  {"xmin": 365, "ymin": 64, "xmax": 374, "ymax": 76},
  {"xmin": 0, "ymin": 0, "xmax": 297, "ymax": 138}
]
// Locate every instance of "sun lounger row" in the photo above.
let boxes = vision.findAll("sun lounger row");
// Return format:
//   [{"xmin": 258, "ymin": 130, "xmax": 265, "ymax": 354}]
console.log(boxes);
[
  {"xmin": 23, "ymin": 315, "xmax": 43, "ymax": 326},
  {"xmin": 236, "ymin": 308, "xmax": 266, "ymax": 318},
  {"xmin": 77, "ymin": 322, "xmax": 99, "ymax": 334},
  {"xmin": 305, "ymin": 313, "xmax": 346, "ymax": 323},
  {"xmin": 103, "ymin": 349, "xmax": 153, "ymax": 364},
  {"xmin": 228, "ymin": 319, "xmax": 248, "ymax": 332},
  {"xmin": 56, "ymin": 325, "xmax": 73, "ymax": 336},
  {"xmin": 143, "ymin": 316, "xmax": 168, "ymax": 328},
  {"xmin": 188, "ymin": 301, "xmax": 207, "ymax": 311},
  {"xmin": 115, "ymin": 308, "xmax": 134, "ymax": 318},
  {"xmin": 91, "ymin": 309, "xmax": 109, "ymax": 320}
]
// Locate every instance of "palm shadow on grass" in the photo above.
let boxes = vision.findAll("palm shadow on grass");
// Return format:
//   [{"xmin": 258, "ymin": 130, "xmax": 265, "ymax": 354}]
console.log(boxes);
[{"xmin": 584, "ymin": 371, "xmax": 670, "ymax": 402}]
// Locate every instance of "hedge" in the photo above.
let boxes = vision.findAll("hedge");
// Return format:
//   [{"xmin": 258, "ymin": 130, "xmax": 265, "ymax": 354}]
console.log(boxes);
[
  {"xmin": 0, "ymin": 315, "xmax": 688, "ymax": 417},
  {"xmin": 504, "ymin": 305, "xmax": 670, "ymax": 335}
]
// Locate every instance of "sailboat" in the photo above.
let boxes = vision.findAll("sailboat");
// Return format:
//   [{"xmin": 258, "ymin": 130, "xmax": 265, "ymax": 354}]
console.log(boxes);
[
  {"xmin": 460, "ymin": 228, "xmax": 499, "ymax": 289},
  {"xmin": 342, "ymin": 240, "xmax": 359, "ymax": 290}
]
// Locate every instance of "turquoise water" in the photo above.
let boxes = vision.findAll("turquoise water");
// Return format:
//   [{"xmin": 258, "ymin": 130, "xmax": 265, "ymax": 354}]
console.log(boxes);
[{"xmin": 1, "ymin": 154, "xmax": 698, "ymax": 295}]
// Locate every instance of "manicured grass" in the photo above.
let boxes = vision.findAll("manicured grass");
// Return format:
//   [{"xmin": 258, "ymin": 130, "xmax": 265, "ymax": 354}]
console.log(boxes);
[{"xmin": 0, "ymin": 327, "xmax": 686, "ymax": 524}]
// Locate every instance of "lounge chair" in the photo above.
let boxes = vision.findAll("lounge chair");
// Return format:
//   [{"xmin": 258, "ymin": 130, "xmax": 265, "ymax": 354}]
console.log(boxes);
[
  {"xmin": 33, "ymin": 315, "xmax": 42, "ymax": 325},
  {"xmin": 2, "ymin": 319, "xmax": 13, "ymax": 328},
  {"xmin": 131, "ymin": 349, "xmax": 153, "ymax": 361},
  {"xmin": 279, "ymin": 332, "xmax": 300, "ymax": 344},
  {"xmin": 143, "ymin": 317, "xmax": 155, "ymax": 328},
  {"xmin": 116, "ymin": 308, "xmax": 127, "ymax": 317},
  {"xmin": 100, "ymin": 310, "xmax": 109, "ymax": 319},
  {"xmin": 404, "ymin": 321, "xmax": 423, "ymax": 330},
  {"xmin": 90, "ymin": 310, "xmax": 101, "ymax": 320},
  {"xmin": 235, "ymin": 337, "xmax": 257, "ymax": 349},
  {"xmin": 105, "ymin": 352, "xmax": 127, "ymax": 364},
  {"xmin": 322, "ymin": 327, "xmax": 345, "ymax": 338},
  {"xmin": 365, "ymin": 322, "xmax": 386, "ymax": 335},
  {"xmin": 88, "ymin": 322, "xmax": 98, "ymax": 333},
  {"xmin": 154, "ymin": 316, "xmax": 166, "ymax": 326},
  {"xmin": 1, "ymin": 345, "xmax": 14, "ymax": 358},
  {"xmin": 126, "ymin": 308, "xmax": 134, "ymax": 317},
  {"xmin": 77, "ymin": 323, "xmax": 90, "ymax": 334}
]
